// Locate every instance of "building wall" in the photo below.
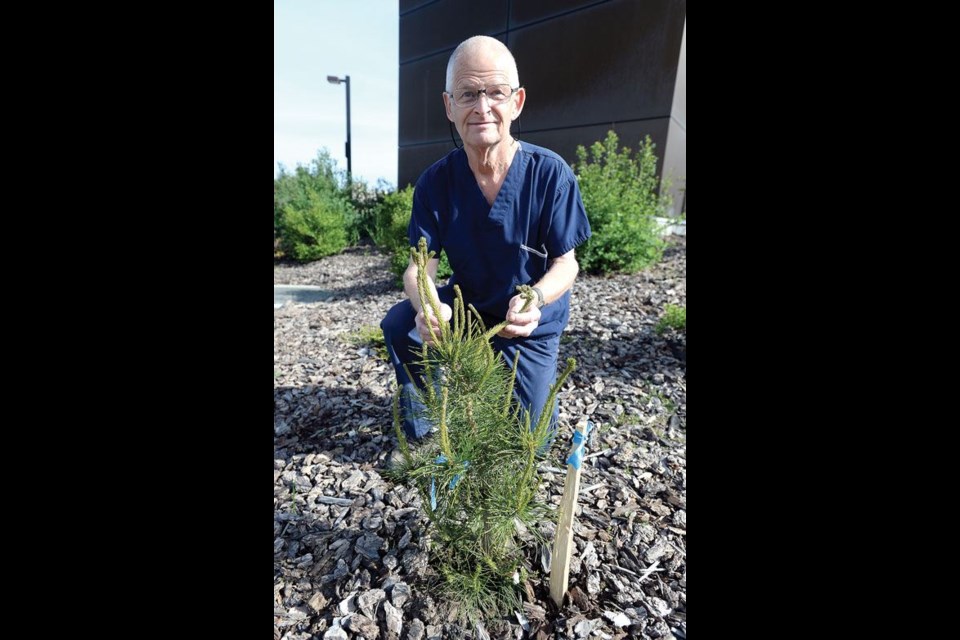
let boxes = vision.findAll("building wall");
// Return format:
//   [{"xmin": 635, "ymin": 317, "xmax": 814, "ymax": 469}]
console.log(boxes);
[
  {"xmin": 398, "ymin": 0, "xmax": 686, "ymax": 209},
  {"xmin": 662, "ymin": 20, "xmax": 686, "ymax": 215}
]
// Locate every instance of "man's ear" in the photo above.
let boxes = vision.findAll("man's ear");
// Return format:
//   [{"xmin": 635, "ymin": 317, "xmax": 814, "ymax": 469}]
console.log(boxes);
[
  {"xmin": 511, "ymin": 87, "xmax": 526, "ymax": 119},
  {"xmin": 443, "ymin": 92, "xmax": 454, "ymax": 122}
]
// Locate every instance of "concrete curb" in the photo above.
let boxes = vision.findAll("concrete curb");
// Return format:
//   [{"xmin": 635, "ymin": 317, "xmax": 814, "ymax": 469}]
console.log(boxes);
[
  {"xmin": 274, "ymin": 284, "xmax": 333, "ymax": 308},
  {"xmin": 654, "ymin": 217, "xmax": 686, "ymax": 236}
]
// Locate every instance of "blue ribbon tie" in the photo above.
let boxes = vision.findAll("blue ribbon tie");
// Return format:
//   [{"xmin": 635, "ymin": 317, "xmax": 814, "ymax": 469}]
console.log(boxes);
[
  {"xmin": 449, "ymin": 460, "xmax": 470, "ymax": 489},
  {"xmin": 566, "ymin": 421, "xmax": 595, "ymax": 470},
  {"xmin": 429, "ymin": 455, "xmax": 447, "ymax": 510},
  {"xmin": 430, "ymin": 455, "xmax": 471, "ymax": 509}
]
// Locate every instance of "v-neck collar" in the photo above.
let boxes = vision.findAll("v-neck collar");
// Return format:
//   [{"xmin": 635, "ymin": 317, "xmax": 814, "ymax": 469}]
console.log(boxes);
[{"xmin": 460, "ymin": 142, "xmax": 525, "ymax": 226}]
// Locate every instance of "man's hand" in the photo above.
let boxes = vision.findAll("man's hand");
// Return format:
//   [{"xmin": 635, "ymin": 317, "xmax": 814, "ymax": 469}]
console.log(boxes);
[
  {"xmin": 497, "ymin": 294, "xmax": 541, "ymax": 339},
  {"xmin": 416, "ymin": 303, "xmax": 453, "ymax": 345}
]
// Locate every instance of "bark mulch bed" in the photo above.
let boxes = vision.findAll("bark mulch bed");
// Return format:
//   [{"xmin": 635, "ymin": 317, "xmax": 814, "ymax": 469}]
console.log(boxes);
[{"xmin": 274, "ymin": 238, "xmax": 686, "ymax": 640}]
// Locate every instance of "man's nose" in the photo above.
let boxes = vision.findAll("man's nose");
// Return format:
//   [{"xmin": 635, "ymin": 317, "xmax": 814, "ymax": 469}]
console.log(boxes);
[{"xmin": 473, "ymin": 92, "xmax": 493, "ymax": 110}]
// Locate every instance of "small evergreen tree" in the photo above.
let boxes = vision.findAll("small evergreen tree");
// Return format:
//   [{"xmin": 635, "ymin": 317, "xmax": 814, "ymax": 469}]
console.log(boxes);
[{"xmin": 388, "ymin": 238, "xmax": 575, "ymax": 619}]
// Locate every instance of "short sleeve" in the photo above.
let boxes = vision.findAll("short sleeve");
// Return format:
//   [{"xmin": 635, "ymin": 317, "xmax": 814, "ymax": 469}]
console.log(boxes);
[
  {"xmin": 546, "ymin": 172, "xmax": 592, "ymax": 258},
  {"xmin": 407, "ymin": 181, "xmax": 442, "ymax": 256}
]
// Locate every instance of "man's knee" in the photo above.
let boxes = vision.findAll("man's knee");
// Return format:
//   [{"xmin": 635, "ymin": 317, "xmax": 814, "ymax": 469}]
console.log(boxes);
[{"xmin": 381, "ymin": 300, "xmax": 414, "ymax": 341}]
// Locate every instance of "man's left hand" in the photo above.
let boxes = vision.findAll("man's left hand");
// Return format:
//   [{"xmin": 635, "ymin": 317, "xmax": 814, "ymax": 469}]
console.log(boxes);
[{"xmin": 497, "ymin": 294, "xmax": 541, "ymax": 338}]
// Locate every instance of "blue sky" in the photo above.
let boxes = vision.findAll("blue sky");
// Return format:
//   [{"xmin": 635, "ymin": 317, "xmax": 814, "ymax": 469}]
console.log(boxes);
[{"xmin": 274, "ymin": 0, "xmax": 398, "ymax": 186}]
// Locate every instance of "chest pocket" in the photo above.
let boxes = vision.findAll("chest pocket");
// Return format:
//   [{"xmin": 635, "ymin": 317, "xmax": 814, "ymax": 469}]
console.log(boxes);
[{"xmin": 517, "ymin": 242, "xmax": 549, "ymax": 286}]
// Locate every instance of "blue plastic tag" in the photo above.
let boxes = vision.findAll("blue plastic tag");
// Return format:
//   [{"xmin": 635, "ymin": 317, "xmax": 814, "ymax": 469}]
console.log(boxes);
[{"xmin": 566, "ymin": 421, "xmax": 595, "ymax": 470}]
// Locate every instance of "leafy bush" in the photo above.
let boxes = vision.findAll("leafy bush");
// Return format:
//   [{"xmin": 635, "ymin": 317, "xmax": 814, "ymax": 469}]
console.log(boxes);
[
  {"xmin": 387, "ymin": 238, "xmax": 574, "ymax": 619},
  {"xmin": 276, "ymin": 191, "xmax": 354, "ymax": 261},
  {"xmin": 573, "ymin": 131, "xmax": 673, "ymax": 274},
  {"xmin": 371, "ymin": 185, "xmax": 415, "ymax": 276},
  {"xmin": 348, "ymin": 177, "xmax": 394, "ymax": 244},
  {"xmin": 274, "ymin": 150, "xmax": 357, "ymax": 260},
  {"xmin": 656, "ymin": 303, "xmax": 686, "ymax": 334},
  {"xmin": 371, "ymin": 185, "xmax": 452, "ymax": 283}
]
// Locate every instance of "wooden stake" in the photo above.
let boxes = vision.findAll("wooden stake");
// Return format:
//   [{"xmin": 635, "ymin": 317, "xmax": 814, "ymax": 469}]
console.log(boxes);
[{"xmin": 550, "ymin": 421, "xmax": 589, "ymax": 606}]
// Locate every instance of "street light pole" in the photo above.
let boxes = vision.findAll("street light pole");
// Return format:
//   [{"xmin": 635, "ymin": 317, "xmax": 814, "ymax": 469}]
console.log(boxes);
[{"xmin": 326, "ymin": 74, "xmax": 352, "ymax": 186}]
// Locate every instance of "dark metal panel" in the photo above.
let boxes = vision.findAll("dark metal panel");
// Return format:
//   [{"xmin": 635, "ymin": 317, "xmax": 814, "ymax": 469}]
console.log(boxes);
[
  {"xmin": 508, "ymin": 0, "xmax": 685, "ymax": 131},
  {"xmin": 400, "ymin": 0, "xmax": 508, "ymax": 63},
  {"xmin": 397, "ymin": 0, "xmax": 685, "ymax": 191},
  {"xmin": 398, "ymin": 52, "xmax": 453, "ymax": 146},
  {"xmin": 509, "ymin": 0, "xmax": 611, "ymax": 28},
  {"xmin": 400, "ymin": 0, "xmax": 438, "ymax": 14}
]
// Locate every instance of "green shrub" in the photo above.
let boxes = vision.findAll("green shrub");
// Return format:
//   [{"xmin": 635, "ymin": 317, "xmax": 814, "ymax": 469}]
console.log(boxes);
[
  {"xmin": 274, "ymin": 150, "xmax": 357, "ymax": 260},
  {"xmin": 277, "ymin": 191, "xmax": 352, "ymax": 261},
  {"xmin": 573, "ymin": 131, "xmax": 673, "ymax": 274},
  {"xmin": 348, "ymin": 177, "xmax": 394, "ymax": 244},
  {"xmin": 656, "ymin": 303, "xmax": 686, "ymax": 335},
  {"xmin": 371, "ymin": 185, "xmax": 452, "ymax": 283},
  {"xmin": 371, "ymin": 185, "xmax": 415, "ymax": 276}
]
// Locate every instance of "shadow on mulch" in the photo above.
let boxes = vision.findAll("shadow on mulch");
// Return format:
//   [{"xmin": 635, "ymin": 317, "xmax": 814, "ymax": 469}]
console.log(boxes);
[
  {"xmin": 274, "ymin": 245, "xmax": 401, "ymax": 301},
  {"xmin": 312, "ymin": 278, "xmax": 398, "ymax": 300},
  {"xmin": 561, "ymin": 326, "xmax": 685, "ymax": 382},
  {"xmin": 274, "ymin": 384, "xmax": 394, "ymax": 466}
]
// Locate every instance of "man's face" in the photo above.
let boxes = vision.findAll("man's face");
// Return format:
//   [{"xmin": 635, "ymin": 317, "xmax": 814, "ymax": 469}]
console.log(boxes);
[{"xmin": 443, "ymin": 49, "xmax": 525, "ymax": 150}]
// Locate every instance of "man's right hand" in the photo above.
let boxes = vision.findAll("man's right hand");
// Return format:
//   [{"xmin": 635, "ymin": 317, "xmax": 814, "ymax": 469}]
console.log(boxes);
[{"xmin": 415, "ymin": 303, "xmax": 453, "ymax": 346}]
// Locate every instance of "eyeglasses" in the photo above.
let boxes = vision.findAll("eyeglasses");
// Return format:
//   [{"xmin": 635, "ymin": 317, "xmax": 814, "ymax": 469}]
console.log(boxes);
[{"xmin": 446, "ymin": 84, "xmax": 520, "ymax": 108}]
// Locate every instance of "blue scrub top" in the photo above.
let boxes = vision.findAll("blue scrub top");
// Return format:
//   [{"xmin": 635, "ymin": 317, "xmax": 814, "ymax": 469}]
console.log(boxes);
[{"xmin": 409, "ymin": 141, "xmax": 591, "ymax": 338}]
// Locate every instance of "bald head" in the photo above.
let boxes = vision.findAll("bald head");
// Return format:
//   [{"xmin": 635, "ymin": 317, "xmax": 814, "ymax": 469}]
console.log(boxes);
[{"xmin": 445, "ymin": 36, "xmax": 520, "ymax": 92}]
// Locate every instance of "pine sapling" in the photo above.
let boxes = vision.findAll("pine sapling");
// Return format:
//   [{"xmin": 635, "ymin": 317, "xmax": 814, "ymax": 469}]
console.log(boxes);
[{"xmin": 386, "ymin": 237, "xmax": 577, "ymax": 620}]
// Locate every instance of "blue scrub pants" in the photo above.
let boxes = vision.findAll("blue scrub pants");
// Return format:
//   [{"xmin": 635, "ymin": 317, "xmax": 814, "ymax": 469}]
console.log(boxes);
[{"xmin": 380, "ymin": 283, "xmax": 560, "ymax": 441}]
